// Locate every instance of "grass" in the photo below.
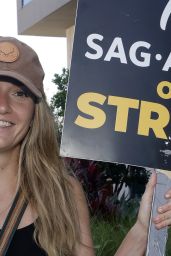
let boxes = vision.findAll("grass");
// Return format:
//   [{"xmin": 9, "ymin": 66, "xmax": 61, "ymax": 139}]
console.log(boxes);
[
  {"xmin": 166, "ymin": 229, "xmax": 171, "ymax": 256},
  {"xmin": 91, "ymin": 215, "xmax": 133, "ymax": 256},
  {"xmin": 91, "ymin": 215, "xmax": 171, "ymax": 256}
]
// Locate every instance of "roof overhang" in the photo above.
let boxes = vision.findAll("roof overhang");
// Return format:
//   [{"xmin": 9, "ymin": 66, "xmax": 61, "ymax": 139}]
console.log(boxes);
[{"xmin": 17, "ymin": 0, "xmax": 77, "ymax": 37}]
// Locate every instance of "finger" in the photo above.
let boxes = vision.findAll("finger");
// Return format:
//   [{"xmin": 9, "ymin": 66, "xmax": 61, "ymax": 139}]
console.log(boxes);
[
  {"xmin": 165, "ymin": 189, "xmax": 171, "ymax": 199},
  {"xmin": 154, "ymin": 210, "xmax": 171, "ymax": 222},
  {"xmin": 154, "ymin": 217, "xmax": 171, "ymax": 229},
  {"xmin": 157, "ymin": 201, "xmax": 171, "ymax": 214},
  {"xmin": 137, "ymin": 172, "xmax": 157, "ymax": 229},
  {"xmin": 142, "ymin": 172, "xmax": 156, "ymax": 201},
  {"xmin": 148, "ymin": 171, "xmax": 157, "ymax": 187}
]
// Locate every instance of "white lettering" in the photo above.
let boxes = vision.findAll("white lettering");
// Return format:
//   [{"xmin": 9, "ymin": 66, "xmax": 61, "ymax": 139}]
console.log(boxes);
[
  {"xmin": 129, "ymin": 41, "xmax": 151, "ymax": 67},
  {"xmin": 85, "ymin": 33, "xmax": 104, "ymax": 60},
  {"xmin": 163, "ymin": 52, "xmax": 171, "ymax": 71},
  {"xmin": 104, "ymin": 37, "xmax": 127, "ymax": 63}
]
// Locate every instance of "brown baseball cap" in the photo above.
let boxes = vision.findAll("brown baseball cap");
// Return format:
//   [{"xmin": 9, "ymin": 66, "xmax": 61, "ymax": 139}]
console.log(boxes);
[{"xmin": 0, "ymin": 36, "xmax": 44, "ymax": 99}]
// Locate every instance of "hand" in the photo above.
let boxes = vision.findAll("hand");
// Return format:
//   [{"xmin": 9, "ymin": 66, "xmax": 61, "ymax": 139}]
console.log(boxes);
[
  {"xmin": 153, "ymin": 187, "xmax": 171, "ymax": 229},
  {"xmin": 136, "ymin": 172, "xmax": 157, "ymax": 234},
  {"xmin": 114, "ymin": 173, "xmax": 157, "ymax": 256}
]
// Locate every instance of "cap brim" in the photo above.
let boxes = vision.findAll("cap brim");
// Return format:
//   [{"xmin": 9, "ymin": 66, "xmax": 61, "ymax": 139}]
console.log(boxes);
[{"xmin": 0, "ymin": 70, "xmax": 42, "ymax": 98}]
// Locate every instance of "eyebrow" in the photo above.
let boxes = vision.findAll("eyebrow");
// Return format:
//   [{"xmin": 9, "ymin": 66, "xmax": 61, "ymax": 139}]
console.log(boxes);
[{"xmin": 0, "ymin": 76, "xmax": 38, "ymax": 103}]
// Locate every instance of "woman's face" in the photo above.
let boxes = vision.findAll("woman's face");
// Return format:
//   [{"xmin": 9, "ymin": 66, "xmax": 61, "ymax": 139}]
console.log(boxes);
[{"xmin": 0, "ymin": 81, "xmax": 35, "ymax": 153}]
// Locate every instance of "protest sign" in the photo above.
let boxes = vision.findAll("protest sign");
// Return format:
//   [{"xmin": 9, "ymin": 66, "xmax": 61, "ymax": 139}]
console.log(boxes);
[{"xmin": 60, "ymin": 0, "xmax": 171, "ymax": 170}]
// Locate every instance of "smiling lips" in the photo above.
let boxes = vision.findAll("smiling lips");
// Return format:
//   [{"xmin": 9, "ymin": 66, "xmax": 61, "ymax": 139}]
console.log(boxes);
[{"xmin": 0, "ymin": 120, "xmax": 14, "ymax": 127}]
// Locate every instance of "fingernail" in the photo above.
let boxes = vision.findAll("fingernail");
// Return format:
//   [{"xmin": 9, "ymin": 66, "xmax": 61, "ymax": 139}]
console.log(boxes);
[
  {"xmin": 155, "ymin": 224, "xmax": 161, "ymax": 230},
  {"xmin": 158, "ymin": 207, "xmax": 163, "ymax": 213},
  {"xmin": 165, "ymin": 194, "xmax": 170, "ymax": 198}
]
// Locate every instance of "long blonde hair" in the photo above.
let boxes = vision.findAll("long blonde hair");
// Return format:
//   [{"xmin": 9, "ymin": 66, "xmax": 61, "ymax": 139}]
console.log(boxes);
[{"xmin": 19, "ymin": 96, "xmax": 80, "ymax": 255}]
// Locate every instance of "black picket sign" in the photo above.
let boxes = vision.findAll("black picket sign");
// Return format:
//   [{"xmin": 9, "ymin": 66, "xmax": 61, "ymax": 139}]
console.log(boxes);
[{"xmin": 61, "ymin": 0, "xmax": 171, "ymax": 170}]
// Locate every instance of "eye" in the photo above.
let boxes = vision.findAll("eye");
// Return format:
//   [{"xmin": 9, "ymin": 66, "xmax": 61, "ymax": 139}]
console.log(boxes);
[{"xmin": 13, "ymin": 90, "xmax": 29, "ymax": 97}]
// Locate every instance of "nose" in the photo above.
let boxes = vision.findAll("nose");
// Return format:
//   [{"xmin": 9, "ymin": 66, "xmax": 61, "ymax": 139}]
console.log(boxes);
[{"xmin": 0, "ymin": 93, "xmax": 11, "ymax": 114}]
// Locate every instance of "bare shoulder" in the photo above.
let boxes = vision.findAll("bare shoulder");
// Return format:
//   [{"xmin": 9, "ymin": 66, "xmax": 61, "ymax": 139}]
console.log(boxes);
[
  {"xmin": 67, "ymin": 175, "xmax": 84, "ymax": 190},
  {"xmin": 67, "ymin": 175, "xmax": 87, "ymax": 202}
]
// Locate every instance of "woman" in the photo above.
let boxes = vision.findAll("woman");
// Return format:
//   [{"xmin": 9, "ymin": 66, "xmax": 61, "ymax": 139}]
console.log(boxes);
[
  {"xmin": 0, "ymin": 36, "xmax": 170, "ymax": 256},
  {"xmin": 0, "ymin": 36, "xmax": 84, "ymax": 256}
]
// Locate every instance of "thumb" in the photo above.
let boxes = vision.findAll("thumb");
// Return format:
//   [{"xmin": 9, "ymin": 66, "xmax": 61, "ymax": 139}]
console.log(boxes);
[{"xmin": 137, "ymin": 172, "xmax": 157, "ymax": 230}]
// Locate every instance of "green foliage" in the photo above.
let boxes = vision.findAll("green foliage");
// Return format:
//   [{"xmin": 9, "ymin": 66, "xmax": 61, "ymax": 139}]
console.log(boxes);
[
  {"xmin": 115, "ymin": 195, "xmax": 139, "ymax": 221},
  {"xmin": 50, "ymin": 67, "xmax": 69, "ymax": 117},
  {"xmin": 91, "ymin": 207, "xmax": 136, "ymax": 256},
  {"xmin": 91, "ymin": 197, "xmax": 138, "ymax": 256},
  {"xmin": 166, "ymin": 229, "xmax": 171, "ymax": 256},
  {"xmin": 50, "ymin": 68, "xmax": 69, "ymax": 136},
  {"xmin": 50, "ymin": 68, "xmax": 67, "ymax": 113}
]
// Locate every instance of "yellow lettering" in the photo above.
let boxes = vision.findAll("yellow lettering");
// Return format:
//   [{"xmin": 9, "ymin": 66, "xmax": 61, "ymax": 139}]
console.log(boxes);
[
  {"xmin": 108, "ymin": 96, "xmax": 139, "ymax": 132},
  {"xmin": 75, "ymin": 92, "xmax": 106, "ymax": 128},
  {"xmin": 157, "ymin": 81, "xmax": 171, "ymax": 99},
  {"xmin": 138, "ymin": 101, "xmax": 169, "ymax": 139}
]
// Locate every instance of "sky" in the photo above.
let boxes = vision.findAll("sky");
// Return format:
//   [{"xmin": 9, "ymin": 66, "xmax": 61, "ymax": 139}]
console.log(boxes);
[{"xmin": 0, "ymin": 0, "xmax": 67, "ymax": 102}]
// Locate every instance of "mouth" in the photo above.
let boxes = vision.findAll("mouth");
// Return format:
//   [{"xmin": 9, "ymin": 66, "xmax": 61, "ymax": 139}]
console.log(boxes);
[{"xmin": 0, "ymin": 120, "xmax": 14, "ymax": 128}]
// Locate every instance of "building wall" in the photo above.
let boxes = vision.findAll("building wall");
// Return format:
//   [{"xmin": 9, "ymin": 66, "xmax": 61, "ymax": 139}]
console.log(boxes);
[
  {"xmin": 17, "ymin": 0, "xmax": 71, "ymax": 34},
  {"xmin": 66, "ymin": 26, "xmax": 75, "ymax": 67},
  {"xmin": 17, "ymin": 0, "xmax": 77, "ymax": 65}
]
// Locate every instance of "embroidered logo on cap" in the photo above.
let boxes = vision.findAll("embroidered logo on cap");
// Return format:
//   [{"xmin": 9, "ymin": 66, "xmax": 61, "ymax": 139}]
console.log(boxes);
[{"xmin": 0, "ymin": 42, "xmax": 19, "ymax": 63}]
